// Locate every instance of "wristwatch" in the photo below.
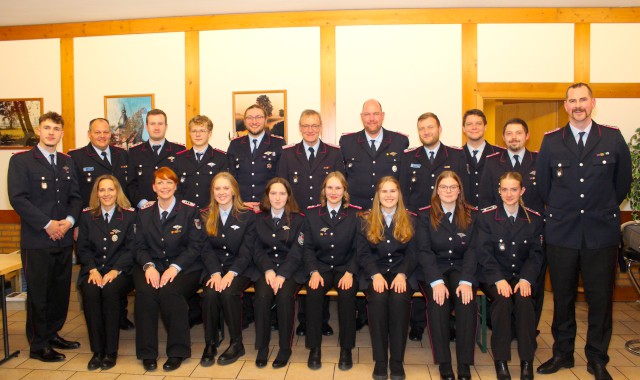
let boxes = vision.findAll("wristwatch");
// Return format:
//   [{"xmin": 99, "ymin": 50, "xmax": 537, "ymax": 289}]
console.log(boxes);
[{"xmin": 143, "ymin": 262, "xmax": 156, "ymax": 272}]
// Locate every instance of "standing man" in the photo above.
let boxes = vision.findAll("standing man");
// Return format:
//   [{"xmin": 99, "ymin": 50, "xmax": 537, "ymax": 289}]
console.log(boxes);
[
  {"xmin": 8, "ymin": 112, "xmax": 83, "ymax": 362},
  {"xmin": 174, "ymin": 115, "xmax": 229, "ymax": 208},
  {"xmin": 127, "ymin": 109, "xmax": 184, "ymax": 209},
  {"xmin": 227, "ymin": 104, "xmax": 285, "ymax": 211},
  {"xmin": 339, "ymin": 99, "xmax": 408, "ymax": 210},
  {"xmin": 461, "ymin": 109, "xmax": 505, "ymax": 207},
  {"xmin": 536, "ymin": 83, "xmax": 631, "ymax": 380},
  {"xmin": 68, "ymin": 117, "xmax": 134, "ymax": 330},
  {"xmin": 278, "ymin": 109, "xmax": 345, "ymax": 337}
]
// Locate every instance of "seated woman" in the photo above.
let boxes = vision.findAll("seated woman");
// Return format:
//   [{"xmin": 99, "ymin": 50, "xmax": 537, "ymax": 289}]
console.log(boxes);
[
  {"xmin": 77, "ymin": 175, "xmax": 135, "ymax": 371},
  {"xmin": 253, "ymin": 177, "xmax": 305, "ymax": 369},
  {"xmin": 475, "ymin": 172, "xmax": 543, "ymax": 380},
  {"xmin": 303, "ymin": 171, "xmax": 360, "ymax": 370},
  {"xmin": 416, "ymin": 171, "xmax": 477, "ymax": 380},
  {"xmin": 357, "ymin": 176, "xmax": 417, "ymax": 380},
  {"xmin": 133, "ymin": 167, "xmax": 205, "ymax": 372},
  {"xmin": 200, "ymin": 172, "xmax": 257, "ymax": 367}
]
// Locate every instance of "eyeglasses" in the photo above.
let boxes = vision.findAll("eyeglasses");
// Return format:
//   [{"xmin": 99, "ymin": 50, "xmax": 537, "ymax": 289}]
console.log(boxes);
[
  {"xmin": 300, "ymin": 124, "xmax": 321, "ymax": 130},
  {"xmin": 190, "ymin": 129, "xmax": 209, "ymax": 135},
  {"xmin": 438, "ymin": 185, "xmax": 460, "ymax": 192},
  {"xmin": 245, "ymin": 115, "xmax": 265, "ymax": 121}
]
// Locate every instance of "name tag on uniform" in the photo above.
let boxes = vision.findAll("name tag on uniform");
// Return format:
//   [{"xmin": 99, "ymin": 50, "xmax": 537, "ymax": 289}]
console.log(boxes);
[
  {"xmin": 410, "ymin": 163, "xmax": 421, "ymax": 169},
  {"xmin": 83, "ymin": 166, "xmax": 94, "ymax": 172}
]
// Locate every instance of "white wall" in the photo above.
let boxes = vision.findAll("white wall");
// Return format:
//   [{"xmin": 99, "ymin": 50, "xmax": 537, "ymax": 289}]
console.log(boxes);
[
  {"xmin": 591, "ymin": 23, "xmax": 640, "ymax": 83},
  {"xmin": 592, "ymin": 98, "xmax": 640, "ymax": 142},
  {"xmin": 74, "ymin": 32, "xmax": 186, "ymax": 147},
  {"xmin": 200, "ymin": 28, "xmax": 321, "ymax": 150},
  {"xmin": 0, "ymin": 39, "xmax": 61, "ymax": 210},
  {"xmin": 335, "ymin": 25, "xmax": 462, "ymax": 148}
]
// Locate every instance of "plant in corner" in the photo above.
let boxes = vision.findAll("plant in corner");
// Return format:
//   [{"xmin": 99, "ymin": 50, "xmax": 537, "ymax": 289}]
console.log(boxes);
[{"xmin": 628, "ymin": 127, "xmax": 640, "ymax": 221}]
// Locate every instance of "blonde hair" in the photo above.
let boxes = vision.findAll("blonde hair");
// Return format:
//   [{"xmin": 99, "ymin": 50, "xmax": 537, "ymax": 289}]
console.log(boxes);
[
  {"xmin": 205, "ymin": 172, "xmax": 248, "ymax": 236},
  {"xmin": 364, "ymin": 176, "xmax": 413, "ymax": 244},
  {"xmin": 319, "ymin": 171, "xmax": 350, "ymax": 207},
  {"xmin": 499, "ymin": 171, "xmax": 531, "ymax": 223},
  {"xmin": 88, "ymin": 175, "xmax": 131, "ymax": 216},
  {"xmin": 430, "ymin": 171, "xmax": 472, "ymax": 231}
]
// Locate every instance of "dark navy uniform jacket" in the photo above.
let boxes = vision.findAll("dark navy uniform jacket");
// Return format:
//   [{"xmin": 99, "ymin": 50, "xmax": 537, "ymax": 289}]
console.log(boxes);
[
  {"xmin": 127, "ymin": 140, "xmax": 185, "ymax": 207},
  {"xmin": 356, "ymin": 214, "xmax": 418, "ymax": 290},
  {"xmin": 399, "ymin": 144, "xmax": 470, "ymax": 212},
  {"xmin": 339, "ymin": 128, "xmax": 409, "ymax": 210},
  {"xmin": 135, "ymin": 199, "xmax": 205, "ymax": 275},
  {"xmin": 416, "ymin": 205, "xmax": 477, "ymax": 286},
  {"xmin": 536, "ymin": 122, "xmax": 632, "ymax": 249},
  {"xmin": 227, "ymin": 133, "xmax": 285, "ymax": 203},
  {"xmin": 200, "ymin": 207, "xmax": 257, "ymax": 281},
  {"xmin": 8, "ymin": 148, "xmax": 82, "ymax": 249},
  {"xmin": 76, "ymin": 206, "xmax": 136, "ymax": 283},
  {"xmin": 463, "ymin": 143, "xmax": 505, "ymax": 207},
  {"xmin": 474, "ymin": 205, "xmax": 544, "ymax": 286},
  {"xmin": 68, "ymin": 143, "xmax": 128, "ymax": 207},
  {"xmin": 302, "ymin": 204, "xmax": 360, "ymax": 278},
  {"xmin": 253, "ymin": 211, "xmax": 305, "ymax": 284},
  {"xmin": 174, "ymin": 146, "xmax": 229, "ymax": 208},
  {"xmin": 479, "ymin": 149, "xmax": 543, "ymax": 213},
  {"xmin": 278, "ymin": 140, "xmax": 346, "ymax": 210}
]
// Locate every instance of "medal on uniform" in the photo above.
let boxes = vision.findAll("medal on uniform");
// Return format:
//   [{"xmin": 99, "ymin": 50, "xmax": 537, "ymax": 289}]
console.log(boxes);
[
  {"xmin": 41, "ymin": 181, "xmax": 47, "ymax": 189},
  {"xmin": 556, "ymin": 168, "xmax": 563, "ymax": 177},
  {"xmin": 112, "ymin": 234, "xmax": 118, "ymax": 242},
  {"xmin": 168, "ymin": 156, "xmax": 175, "ymax": 162},
  {"xmin": 180, "ymin": 176, "xmax": 186, "ymax": 183},
  {"xmin": 499, "ymin": 239, "xmax": 506, "ymax": 251},
  {"xmin": 267, "ymin": 163, "xmax": 272, "ymax": 169},
  {"xmin": 392, "ymin": 165, "xmax": 397, "ymax": 173}
]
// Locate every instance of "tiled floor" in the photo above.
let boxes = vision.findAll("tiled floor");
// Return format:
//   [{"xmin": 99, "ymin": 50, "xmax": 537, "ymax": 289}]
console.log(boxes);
[{"xmin": 1, "ymin": 269, "xmax": 639, "ymax": 379}]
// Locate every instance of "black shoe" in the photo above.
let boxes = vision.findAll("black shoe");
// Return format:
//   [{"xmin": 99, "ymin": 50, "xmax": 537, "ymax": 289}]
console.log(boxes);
[
  {"xmin": 356, "ymin": 319, "xmax": 368, "ymax": 331},
  {"xmin": 587, "ymin": 362, "xmax": 613, "ymax": 380},
  {"xmin": 200, "ymin": 343, "xmax": 217, "ymax": 367},
  {"xmin": 163, "ymin": 357, "xmax": 183, "ymax": 371},
  {"xmin": 520, "ymin": 360, "xmax": 533, "ymax": 380},
  {"xmin": 218, "ymin": 343, "xmax": 245, "ymax": 365},
  {"xmin": 296, "ymin": 323, "xmax": 306, "ymax": 336},
  {"xmin": 536, "ymin": 356, "xmax": 574, "ymax": 374},
  {"xmin": 87, "ymin": 352, "xmax": 104, "ymax": 370},
  {"xmin": 322, "ymin": 323, "xmax": 334, "ymax": 336},
  {"xmin": 373, "ymin": 361, "xmax": 388, "ymax": 380},
  {"xmin": 307, "ymin": 347, "xmax": 321, "ymax": 370},
  {"xmin": 439, "ymin": 362, "xmax": 455, "ymax": 380},
  {"xmin": 101, "ymin": 353, "xmax": 117, "ymax": 370},
  {"xmin": 255, "ymin": 347, "xmax": 269, "ymax": 367},
  {"xmin": 494, "ymin": 360, "xmax": 511, "ymax": 380},
  {"xmin": 142, "ymin": 358, "xmax": 157, "ymax": 371},
  {"xmin": 272, "ymin": 349, "xmax": 291, "ymax": 368},
  {"xmin": 409, "ymin": 327, "xmax": 423, "ymax": 341},
  {"xmin": 29, "ymin": 347, "xmax": 66, "ymax": 362},
  {"xmin": 390, "ymin": 360, "xmax": 406, "ymax": 380},
  {"xmin": 457, "ymin": 363, "xmax": 471, "ymax": 380},
  {"xmin": 120, "ymin": 318, "xmax": 135, "ymax": 330},
  {"xmin": 49, "ymin": 334, "xmax": 80, "ymax": 350},
  {"xmin": 338, "ymin": 348, "xmax": 353, "ymax": 371}
]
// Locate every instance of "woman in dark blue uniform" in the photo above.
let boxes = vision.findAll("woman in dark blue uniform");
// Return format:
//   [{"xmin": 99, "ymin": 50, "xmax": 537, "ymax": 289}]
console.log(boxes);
[
  {"xmin": 416, "ymin": 171, "xmax": 477, "ymax": 380},
  {"xmin": 253, "ymin": 177, "xmax": 305, "ymax": 369},
  {"xmin": 475, "ymin": 172, "xmax": 543, "ymax": 380},
  {"xmin": 133, "ymin": 167, "xmax": 205, "ymax": 372},
  {"xmin": 303, "ymin": 171, "xmax": 360, "ymax": 370},
  {"xmin": 77, "ymin": 175, "xmax": 135, "ymax": 371},
  {"xmin": 357, "ymin": 176, "xmax": 417, "ymax": 380},
  {"xmin": 200, "ymin": 172, "xmax": 256, "ymax": 367}
]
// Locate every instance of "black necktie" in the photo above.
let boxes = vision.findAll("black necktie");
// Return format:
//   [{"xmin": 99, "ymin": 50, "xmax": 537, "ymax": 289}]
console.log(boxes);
[
  {"xmin": 509, "ymin": 216, "xmax": 515, "ymax": 225},
  {"xmin": 161, "ymin": 210, "xmax": 168, "ymax": 224},
  {"xmin": 273, "ymin": 217, "xmax": 281, "ymax": 228},
  {"xmin": 429, "ymin": 151, "xmax": 435, "ymax": 165},
  {"xmin": 472, "ymin": 149, "xmax": 479, "ymax": 164},
  {"xmin": 49, "ymin": 153, "xmax": 56, "ymax": 171},
  {"xmin": 152, "ymin": 144, "xmax": 161, "ymax": 156},
  {"xmin": 196, "ymin": 152, "xmax": 203, "ymax": 163},
  {"xmin": 577, "ymin": 132, "xmax": 586, "ymax": 154},
  {"xmin": 308, "ymin": 147, "xmax": 315, "ymax": 166},
  {"xmin": 445, "ymin": 211, "xmax": 452, "ymax": 224},
  {"xmin": 513, "ymin": 154, "xmax": 521, "ymax": 170},
  {"xmin": 370, "ymin": 140, "xmax": 377, "ymax": 154},
  {"xmin": 331, "ymin": 210, "xmax": 337, "ymax": 220},
  {"xmin": 104, "ymin": 212, "xmax": 109, "ymax": 225}
]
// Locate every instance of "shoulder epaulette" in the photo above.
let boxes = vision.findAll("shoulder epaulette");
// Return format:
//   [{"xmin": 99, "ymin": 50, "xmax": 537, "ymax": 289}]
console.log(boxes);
[
  {"xmin": 525, "ymin": 207, "xmax": 541, "ymax": 217},
  {"xmin": 176, "ymin": 149, "xmax": 189, "ymax": 155},
  {"xmin": 448, "ymin": 145, "xmax": 463, "ymax": 150},
  {"xmin": 123, "ymin": 207, "xmax": 135, "ymax": 212},
  {"xmin": 307, "ymin": 204, "xmax": 321, "ymax": 209},
  {"xmin": 466, "ymin": 205, "xmax": 479, "ymax": 211},
  {"xmin": 254, "ymin": 209, "xmax": 263, "ymax": 215},
  {"xmin": 12, "ymin": 150, "xmax": 30, "ymax": 156},
  {"xmin": 298, "ymin": 212, "xmax": 306, "ymax": 217},
  {"xmin": 270, "ymin": 134, "xmax": 284, "ymax": 140},
  {"xmin": 324, "ymin": 142, "xmax": 340, "ymax": 149},
  {"xmin": 181, "ymin": 200, "xmax": 196, "ymax": 207},
  {"xmin": 140, "ymin": 201, "xmax": 156, "ymax": 210},
  {"xmin": 231, "ymin": 135, "xmax": 245, "ymax": 141},
  {"xmin": 602, "ymin": 124, "xmax": 620, "ymax": 130},
  {"xmin": 67, "ymin": 147, "xmax": 82, "ymax": 153},
  {"xmin": 213, "ymin": 148, "xmax": 227, "ymax": 154},
  {"xmin": 404, "ymin": 147, "xmax": 419, "ymax": 153},
  {"xmin": 200, "ymin": 207, "xmax": 209, "ymax": 214},
  {"xmin": 82, "ymin": 207, "xmax": 92, "ymax": 212},
  {"xmin": 173, "ymin": 142, "xmax": 186, "ymax": 147},
  {"xmin": 58, "ymin": 152, "xmax": 71, "ymax": 157},
  {"xmin": 419, "ymin": 205, "xmax": 432, "ymax": 211},
  {"xmin": 481, "ymin": 205, "xmax": 497, "ymax": 213},
  {"xmin": 341, "ymin": 131, "xmax": 356, "ymax": 136},
  {"xmin": 110, "ymin": 144, "xmax": 125, "ymax": 151},
  {"xmin": 282, "ymin": 143, "xmax": 296, "ymax": 149},
  {"xmin": 407, "ymin": 210, "xmax": 417, "ymax": 217},
  {"xmin": 347, "ymin": 204, "xmax": 362, "ymax": 210},
  {"xmin": 544, "ymin": 128, "xmax": 561, "ymax": 135},
  {"xmin": 486, "ymin": 152, "xmax": 501, "ymax": 159},
  {"xmin": 493, "ymin": 144, "xmax": 506, "ymax": 151}
]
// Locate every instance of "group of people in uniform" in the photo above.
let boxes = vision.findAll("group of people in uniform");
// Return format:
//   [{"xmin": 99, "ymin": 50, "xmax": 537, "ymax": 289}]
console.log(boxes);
[{"xmin": 7, "ymin": 82, "xmax": 631, "ymax": 380}]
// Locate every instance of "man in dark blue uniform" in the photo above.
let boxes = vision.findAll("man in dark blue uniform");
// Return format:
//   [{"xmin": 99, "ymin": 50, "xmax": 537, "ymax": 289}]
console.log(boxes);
[
  {"xmin": 127, "ymin": 109, "xmax": 184, "ymax": 209},
  {"xmin": 278, "ymin": 109, "xmax": 345, "ymax": 336},
  {"xmin": 536, "ymin": 83, "xmax": 632, "ymax": 380},
  {"xmin": 461, "ymin": 109, "xmax": 505, "ymax": 207},
  {"xmin": 174, "ymin": 115, "xmax": 229, "ymax": 208},
  {"xmin": 68, "ymin": 117, "xmax": 133, "ymax": 330},
  {"xmin": 8, "ymin": 112, "xmax": 83, "ymax": 362}
]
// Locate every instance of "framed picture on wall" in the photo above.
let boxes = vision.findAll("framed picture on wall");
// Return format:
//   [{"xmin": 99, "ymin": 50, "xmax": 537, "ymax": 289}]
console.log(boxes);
[
  {"xmin": 232, "ymin": 90, "xmax": 287, "ymax": 141},
  {"xmin": 0, "ymin": 98, "xmax": 43, "ymax": 149},
  {"xmin": 104, "ymin": 94, "xmax": 154, "ymax": 150}
]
